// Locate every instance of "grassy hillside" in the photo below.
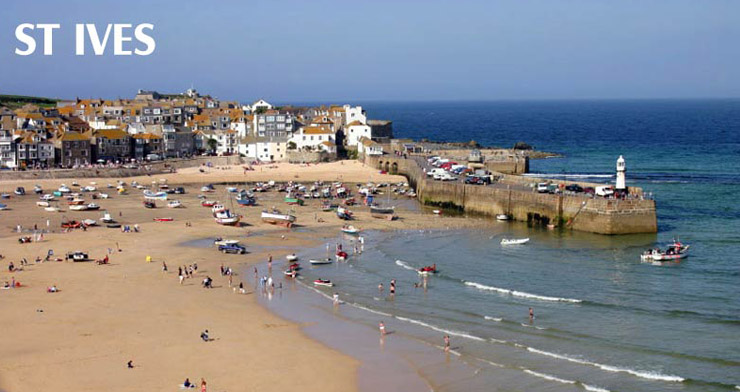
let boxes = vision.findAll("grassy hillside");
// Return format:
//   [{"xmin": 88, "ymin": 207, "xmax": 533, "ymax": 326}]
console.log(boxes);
[{"xmin": 0, "ymin": 94, "xmax": 60, "ymax": 110}]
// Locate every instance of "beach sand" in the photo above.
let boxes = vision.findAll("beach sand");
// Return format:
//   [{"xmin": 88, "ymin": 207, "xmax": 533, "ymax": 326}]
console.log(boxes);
[{"xmin": 0, "ymin": 161, "xmax": 486, "ymax": 391}]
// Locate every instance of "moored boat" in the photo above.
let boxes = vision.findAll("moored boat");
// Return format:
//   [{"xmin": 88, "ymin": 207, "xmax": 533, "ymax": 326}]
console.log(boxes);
[
  {"xmin": 501, "ymin": 238, "xmax": 529, "ymax": 245},
  {"xmin": 641, "ymin": 240, "xmax": 690, "ymax": 262},
  {"xmin": 86, "ymin": 203, "xmax": 100, "ymax": 210},
  {"xmin": 214, "ymin": 210, "xmax": 241, "ymax": 226},
  {"xmin": 309, "ymin": 258, "xmax": 333, "ymax": 265},
  {"xmin": 313, "ymin": 278, "xmax": 334, "ymax": 287},
  {"xmin": 286, "ymin": 254, "xmax": 298, "ymax": 262},
  {"xmin": 340, "ymin": 225, "xmax": 361, "ymax": 235},
  {"xmin": 496, "ymin": 214, "xmax": 511, "ymax": 221},
  {"xmin": 69, "ymin": 204, "xmax": 89, "ymax": 211},
  {"xmin": 143, "ymin": 190, "xmax": 168, "ymax": 200},
  {"xmin": 36, "ymin": 201, "xmax": 50, "ymax": 207},
  {"xmin": 370, "ymin": 205, "xmax": 396, "ymax": 220},
  {"xmin": 261, "ymin": 209, "xmax": 296, "ymax": 227},
  {"xmin": 336, "ymin": 206, "xmax": 353, "ymax": 220}
]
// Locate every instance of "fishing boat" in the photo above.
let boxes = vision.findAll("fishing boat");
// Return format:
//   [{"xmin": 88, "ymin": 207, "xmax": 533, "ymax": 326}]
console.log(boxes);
[
  {"xmin": 418, "ymin": 264, "xmax": 437, "ymax": 275},
  {"xmin": 167, "ymin": 200, "xmax": 183, "ymax": 208},
  {"xmin": 501, "ymin": 238, "xmax": 529, "ymax": 245},
  {"xmin": 143, "ymin": 190, "xmax": 168, "ymax": 200},
  {"xmin": 100, "ymin": 211, "xmax": 115, "ymax": 223},
  {"xmin": 86, "ymin": 203, "xmax": 100, "ymax": 211},
  {"xmin": 286, "ymin": 254, "xmax": 298, "ymax": 262},
  {"xmin": 69, "ymin": 204, "xmax": 89, "ymax": 211},
  {"xmin": 36, "ymin": 201, "xmax": 50, "ymax": 207},
  {"xmin": 214, "ymin": 210, "xmax": 241, "ymax": 226},
  {"xmin": 641, "ymin": 240, "xmax": 690, "ymax": 262},
  {"xmin": 235, "ymin": 191, "xmax": 256, "ymax": 206},
  {"xmin": 496, "ymin": 214, "xmax": 511, "ymax": 221},
  {"xmin": 261, "ymin": 209, "xmax": 297, "ymax": 227},
  {"xmin": 370, "ymin": 205, "xmax": 396, "ymax": 220},
  {"xmin": 154, "ymin": 217, "xmax": 174, "ymax": 222},
  {"xmin": 341, "ymin": 225, "xmax": 361, "ymax": 235},
  {"xmin": 214, "ymin": 238, "xmax": 240, "ymax": 246},
  {"xmin": 284, "ymin": 197, "xmax": 304, "ymax": 206},
  {"xmin": 336, "ymin": 206, "xmax": 353, "ymax": 220},
  {"xmin": 313, "ymin": 279, "xmax": 334, "ymax": 287}
]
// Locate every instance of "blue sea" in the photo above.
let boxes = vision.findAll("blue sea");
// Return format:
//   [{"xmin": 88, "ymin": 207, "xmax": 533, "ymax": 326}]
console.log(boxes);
[{"xmin": 268, "ymin": 100, "xmax": 740, "ymax": 391}]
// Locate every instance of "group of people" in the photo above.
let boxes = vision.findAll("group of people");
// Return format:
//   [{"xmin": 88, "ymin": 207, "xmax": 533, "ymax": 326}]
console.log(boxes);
[{"xmin": 178, "ymin": 264, "xmax": 198, "ymax": 284}]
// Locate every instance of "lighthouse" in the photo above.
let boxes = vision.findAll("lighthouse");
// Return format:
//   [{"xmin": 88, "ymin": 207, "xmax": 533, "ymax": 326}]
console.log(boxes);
[{"xmin": 616, "ymin": 155, "xmax": 626, "ymax": 190}]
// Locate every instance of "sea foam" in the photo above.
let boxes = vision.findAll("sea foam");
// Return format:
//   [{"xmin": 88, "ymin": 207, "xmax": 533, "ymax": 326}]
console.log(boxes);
[{"xmin": 464, "ymin": 281, "xmax": 582, "ymax": 303}]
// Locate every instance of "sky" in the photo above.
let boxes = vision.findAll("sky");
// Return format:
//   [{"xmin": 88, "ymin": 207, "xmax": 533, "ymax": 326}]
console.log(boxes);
[{"xmin": 0, "ymin": 0, "xmax": 738, "ymax": 102}]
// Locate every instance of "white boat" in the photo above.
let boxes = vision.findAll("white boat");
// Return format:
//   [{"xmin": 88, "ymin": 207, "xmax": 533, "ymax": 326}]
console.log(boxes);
[
  {"xmin": 501, "ymin": 238, "xmax": 529, "ymax": 245},
  {"xmin": 201, "ymin": 185, "xmax": 215, "ymax": 192},
  {"xmin": 641, "ymin": 240, "xmax": 690, "ymax": 262},
  {"xmin": 496, "ymin": 214, "xmax": 511, "ymax": 221},
  {"xmin": 309, "ymin": 258, "xmax": 333, "ymax": 265},
  {"xmin": 97, "ymin": 193, "xmax": 109, "ymax": 199},
  {"xmin": 261, "ymin": 209, "xmax": 297, "ymax": 228},
  {"xmin": 45, "ymin": 206, "xmax": 61, "ymax": 212},
  {"xmin": 33, "ymin": 185, "xmax": 43, "ymax": 194},
  {"xmin": 341, "ymin": 225, "xmax": 361, "ymax": 235},
  {"xmin": 286, "ymin": 254, "xmax": 298, "ymax": 262},
  {"xmin": 69, "ymin": 204, "xmax": 89, "ymax": 211},
  {"xmin": 100, "ymin": 211, "xmax": 115, "ymax": 223},
  {"xmin": 226, "ymin": 186, "xmax": 238, "ymax": 193},
  {"xmin": 313, "ymin": 279, "xmax": 334, "ymax": 287},
  {"xmin": 41, "ymin": 194, "xmax": 56, "ymax": 201},
  {"xmin": 167, "ymin": 200, "xmax": 183, "ymax": 208},
  {"xmin": 212, "ymin": 204, "xmax": 226, "ymax": 213},
  {"xmin": 58, "ymin": 185, "xmax": 71, "ymax": 193},
  {"xmin": 432, "ymin": 209, "xmax": 441, "ymax": 215},
  {"xmin": 143, "ymin": 190, "xmax": 168, "ymax": 200},
  {"xmin": 36, "ymin": 201, "xmax": 50, "ymax": 207},
  {"xmin": 214, "ymin": 238, "xmax": 240, "ymax": 246},
  {"xmin": 86, "ymin": 203, "xmax": 100, "ymax": 210},
  {"xmin": 82, "ymin": 219, "xmax": 98, "ymax": 226},
  {"xmin": 83, "ymin": 185, "xmax": 97, "ymax": 192},
  {"xmin": 214, "ymin": 210, "xmax": 241, "ymax": 226}
]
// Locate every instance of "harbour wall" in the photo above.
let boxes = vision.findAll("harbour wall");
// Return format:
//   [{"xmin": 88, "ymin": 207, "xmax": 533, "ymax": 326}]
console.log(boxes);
[
  {"xmin": 368, "ymin": 155, "xmax": 657, "ymax": 235},
  {"xmin": 0, "ymin": 156, "xmax": 243, "ymax": 181}
]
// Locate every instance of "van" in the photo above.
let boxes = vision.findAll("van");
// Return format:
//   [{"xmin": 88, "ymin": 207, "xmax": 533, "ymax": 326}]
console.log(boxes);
[
  {"xmin": 537, "ymin": 183, "xmax": 549, "ymax": 193},
  {"xmin": 595, "ymin": 186, "xmax": 614, "ymax": 197},
  {"xmin": 427, "ymin": 168, "xmax": 446, "ymax": 177}
]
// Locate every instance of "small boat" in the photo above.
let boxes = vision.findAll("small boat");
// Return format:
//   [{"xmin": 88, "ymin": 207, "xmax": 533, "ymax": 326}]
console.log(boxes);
[
  {"xmin": 432, "ymin": 209, "xmax": 441, "ymax": 215},
  {"xmin": 284, "ymin": 197, "xmax": 304, "ymax": 206},
  {"xmin": 641, "ymin": 240, "xmax": 690, "ymax": 262},
  {"xmin": 154, "ymin": 217, "xmax": 174, "ymax": 222},
  {"xmin": 143, "ymin": 190, "xmax": 168, "ymax": 200},
  {"xmin": 371, "ymin": 205, "xmax": 396, "ymax": 220},
  {"xmin": 69, "ymin": 204, "xmax": 89, "ymax": 211},
  {"xmin": 66, "ymin": 251, "xmax": 89, "ymax": 262},
  {"xmin": 501, "ymin": 238, "xmax": 529, "ymax": 245},
  {"xmin": 309, "ymin": 258, "xmax": 333, "ymax": 265},
  {"xmin": 341, "ymin": 225, "xmax": 361, "ymax": 235},
  {"xmin": 336, "ymin": 206, "xmax": 353, "ymax": 220},
  {"xmin": 286, "ymin": 254, "xmax": 298, "ymax": 262},
  {"xmin": 336, "ymin": 251, "xmax": 348, "ymax": 261},
  {"xmin": 226, "ymin": 186, "xmax": 238, "ymax": 193},
  {"xmin": 283, "ymin": 269, "xmax": 298, "ymax": 277},
  {"xmin": 0, "ymin": 203, "xmax": 8, "ymax": 210},
  {"xmin": 0, "ymin": 194, "xmax": 10, "ymax": 199},
  {"xmin": 100, "ymin": 211, "xmax": 115, "ymax": 223},
  {"xmin": 86, "ymin": 203, "xmax": 100, "ymax": 211},
  {"xmin": 167, "ymin": 200, "xmax": 183, "ymax": 208},
  {"xmin": 45, "ymin": 206, "xmax": 61, "ymax": 212},
  {"xmin": 236, "ymin": 192, "xmax": 256, "ymax": 206},
  {"xmin": 214, "ymin": 210, "xmax": 241, "ymax": 226},
  {"xmin": 418, "ymin": 264, "xmax": 437, "ymax": 275},
  {"xmin": 41, "ymin": 194, "xmax": 56, "ymax": 201},
  {"xmin": 67, "ymin": 198, "xmax": 85, "ymax": 205},
  {"xmin": 33, "ymin": 185, "xmax": 43, "ymax": 194},
  {"xmin": 82, "ymin": 219, "xmax": 98, "ymax": 226},
  {"xmin": 96, "ymin": 193, "xmax": 109, "ymax": 199},
  {"xmin": 36, "ymin": 201, "xmax": 50, "ymax": 207},
  {"xmin": 143, "ymin": 200, "xmax": 156, "ymax": 209},
  {"xmin": 14, "ymin": 187, "xmax": 26, "ymax": 195},
  {"xmin": 214, "ymin": 238, "xmax": 240, "ymax": 246},
  {"xmin": 313, "ymin": 278, "xmax": 334, "ymax": 287},
  {"xmin": 82, "ymin": 185, "xmax": 97, "ymax": 192},
  {"xmin": 496, "ymin": 214, "xmax": 511, "ymax": 221},
  {"xmin": 58, "ymin": 185, "xmax": 71, "ymax": 193},
  {"xmin": 201, "ymin": 184, "xmax": 215, "ymax": 192},
  {"xmin": 201, "ymin": 200, "xmax": 216, "ymax": 207},
  {"xmin": 61, "ymin": 220, "xmax": 83, "ymax": 229},
  {"xmin": 261, "ymin": 209, "xmax": 297, "ymax": 227}
]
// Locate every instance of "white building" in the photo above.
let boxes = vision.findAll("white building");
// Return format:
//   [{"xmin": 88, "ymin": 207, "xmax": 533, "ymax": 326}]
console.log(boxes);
[
  {"xmin": 358, "ymin": 137, "xmax": 383, "ymax": 156},
  {"xmin": 343, "ymin": 105, "xmax": 366, "ymax": 125},
  {"xmin": 289, "ymin": 126, "xmax": 335, "ymax": 151},
  {"xmin": 616, "ymin": 155, "xmax": 626, "ymax": 190},
  {"xmin": 240, "ymin": 136, "xmax": 288, "ymax": 162},
  {"xmin": 344, "ymin": 120, "xmax": 371, "ymax": 147}
]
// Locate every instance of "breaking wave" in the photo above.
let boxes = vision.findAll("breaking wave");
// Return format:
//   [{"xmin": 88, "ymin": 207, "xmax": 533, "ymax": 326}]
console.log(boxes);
[{"xmin": 464, "ymin": 281, "xmax": 583, "ymax": 303}]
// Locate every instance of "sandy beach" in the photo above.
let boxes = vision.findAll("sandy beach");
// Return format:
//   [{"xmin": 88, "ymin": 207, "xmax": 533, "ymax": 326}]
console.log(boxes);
[{"xmin": 0, "ymin": 161, "xmax": 485, "ymax": 392}]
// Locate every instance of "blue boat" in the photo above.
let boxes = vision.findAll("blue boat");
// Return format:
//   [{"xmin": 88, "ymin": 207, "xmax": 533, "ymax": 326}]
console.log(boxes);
[{"xmin": 236, "ymin": 192, "xmax": 256, "ymax": 206}]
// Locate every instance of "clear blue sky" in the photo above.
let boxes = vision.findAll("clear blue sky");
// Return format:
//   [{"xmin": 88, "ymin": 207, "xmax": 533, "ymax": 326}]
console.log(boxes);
[{"xmin": 0, "ymin": 0, "xmax": 738, "ymax": 102}]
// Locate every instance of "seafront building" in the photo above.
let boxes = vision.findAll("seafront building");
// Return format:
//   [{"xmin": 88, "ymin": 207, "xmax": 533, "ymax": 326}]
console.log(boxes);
[{"xmin": 0, "ymin": 90, "xmax": 393, "ymax": 168}]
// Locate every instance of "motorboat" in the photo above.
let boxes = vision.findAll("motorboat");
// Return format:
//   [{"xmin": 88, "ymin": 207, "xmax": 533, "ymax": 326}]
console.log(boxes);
[
  {"xmin": 167, "ymin": 200, "xmax": 183, "ymax": 208},
  {"xmin": 214, "ymin": 210, "xmax": 241, "ymax": 226},
  {"xmin": 82, "ymin": 185, "xmax": 97, "ymax": 192},
  {"xmin": 14, "ymin": 187, "xmax": 26, "ymax": 195},
  {"xmin": 143, "ymin": 190, "xmax": 168, "ymax": 200},
  {"xmin": 496, "ymin": 214, "xmax": 511, "ymax": 221},
  {"xmin": 261, "ymin": 209, "xmax": 297, "ymax": 228},
  {"xmin": 86, "ymin": 203, "xmax": 100, "ymax": 210},
  {"xmin": 370, "ymin": 205, "xmax": 396, "ymax": 220},
  {"xmin": 236, "ymin": 191, "xmax": 256, "ymax": 206},
  {"xmin": 336, "ymin": 206, "xmax": 353, "ymax": 220},
  {"xmin": 33, "ymin": 185, "xmax": 43, "ymax": 194},
  {"xmin": 214, "ymin": 238, "xmax": 240, "ymax": 246},
  {"xmin": 100, "ymin": 211, "xmax": 115, "ymax": 223},
  {"xmin": 286, "ymin": 254, "xmax": 298, "ymax": 262},
  {"xmin": 58, "ymin": 185, "xmax": 71, "ymax": 193},
  {"xmin": 341, "ymin": 225, "xmax": 361, "ymax": 235},
  {"xmin": 36, "ymin": 201, "xmax": 50, "ymax": 207},
  {"xmin": 69, "ymin": 204, "xmax": 89, "ymax": 211},
  {"xmin": 313, "ymin": 278, "xmax": 334, "ymax": 287},
  {"xmin": 641, "ymin": 240, "xmax": 690, "ymax": 262},
  {"xmin": 418, "ymin": 264, "xmax": 437, "ymax": 275},
  {"xmin": 309, "ymin": 258, "xmax": 333, "ymax": 265},
  {"xmin": 501, "ymin": 238, "xmax": 530, "ymax": 245}
]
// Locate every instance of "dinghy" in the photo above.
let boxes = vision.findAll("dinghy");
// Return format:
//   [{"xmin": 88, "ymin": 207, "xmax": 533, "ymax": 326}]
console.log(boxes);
[
  {"xmin": 501, "ymin": 238, "xmax": 529, "ymax": 245},
  {"xmin": 313, "ymin": 279, "xmax": 334, "ymax": 287},
  {"xmin": 340, "ymin": 225, "xmax": 361, "ymax": 235},
  {"xmin": 309, "ymin": 258, "xmax": 333, "ymax": 265},
  {"xmin": 286, "ymin": 254, "xmax": 298, "ymax": 262},
  {"xmin": 214, "ymin": 238, "xmax": 240, "ymax": 246}
]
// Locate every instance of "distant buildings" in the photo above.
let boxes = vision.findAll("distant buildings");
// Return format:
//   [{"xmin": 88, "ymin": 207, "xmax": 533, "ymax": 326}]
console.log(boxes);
[{"xmin": 0, "ymin": 91, "xmax": 395, "ymax": 168}]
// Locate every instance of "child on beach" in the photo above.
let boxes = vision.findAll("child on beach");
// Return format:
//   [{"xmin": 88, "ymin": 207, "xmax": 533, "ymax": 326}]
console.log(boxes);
[
  {"xmin": 379, "ymin": 321, "xmax": 386, "ymax": 336},
  {"xmin": 444, "ymin": 335, "xmax": 450, "ymax": 352}
]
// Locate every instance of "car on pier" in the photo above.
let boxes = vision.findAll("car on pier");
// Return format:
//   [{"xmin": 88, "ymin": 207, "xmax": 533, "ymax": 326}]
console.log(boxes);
[{"xmin": 565, "ymin": 184, "xmax": 584, "ymax": 193}]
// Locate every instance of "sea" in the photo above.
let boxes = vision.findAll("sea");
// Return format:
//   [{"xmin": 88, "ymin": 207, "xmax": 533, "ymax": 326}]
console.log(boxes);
[{"xmin": 262, "ymin": 100, "xmax": 740, "ymax": 392}]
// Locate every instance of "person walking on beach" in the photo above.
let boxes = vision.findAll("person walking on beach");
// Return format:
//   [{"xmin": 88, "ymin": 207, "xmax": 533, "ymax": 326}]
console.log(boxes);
[
  {"xmin": 379, "ymin": 321, "xmax": 386, "ymax": 336},
  {"xmin": 333, "ymin": 292, "xmax": 339, "ymax": 305},
  {"xmin": 162, "ymin": 261, "xmax": 168, "ymax": 273},
  {"xmin": 228, "ymin": 274, "xmax": 233, "ymax": 288},
  {"xmin": 200, "ymin": 378, "xmax": 207, "ymax": 392},
  {"xmin": 268, "ymin": 254, "xmax": 272, "ymax": 271},
  {"xmin": 444, "ymin": 335, "xmax": 450, "ymax": 352}
]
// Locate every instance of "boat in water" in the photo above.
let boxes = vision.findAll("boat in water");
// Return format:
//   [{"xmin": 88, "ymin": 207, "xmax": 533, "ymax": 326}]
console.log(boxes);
[
  {"xmin": 501, "ymin": 238, "xmax": 530, "ymax": 245},
  {"xmin": 313, "ymin": 278, "xmax": 334, "ymax": 287},
  {"xmin": 496, "ymin": 214, "xmax": 511, "ymax": 221},
  {"xmin": 341, "ymin": 225, "xmax": 361, "ymax": 235},
  {"xmin": 261, "ymin": 209, "xmax": 296, "ymax": 228},
  {"xmin": 641, "ymin": 240, "xmax": 690, "ymax": 262},
  {"xmin": 418, "ymin": 264, "xmax": 437, "ymax": 275}
]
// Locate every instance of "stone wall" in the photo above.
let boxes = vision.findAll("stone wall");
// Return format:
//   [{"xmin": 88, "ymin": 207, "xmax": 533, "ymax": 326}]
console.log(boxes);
[
  {"xmin": 366, "ymin": 155, "xmax": 657, "ymax": 235},
  {"xmin": 286, "ymin": 150, "xmax": 336, "ymax": 163},
  {"xmin": 0, "ymin": 156, "xmax": 242, "ymax": 181}
]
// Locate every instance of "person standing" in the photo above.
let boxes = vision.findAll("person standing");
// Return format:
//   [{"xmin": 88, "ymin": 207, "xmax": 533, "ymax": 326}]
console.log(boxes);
[
  {"xmin": 444, "ymin": 335, "xmax": 450, "ymax": 352},
  {"xmin": 200, "ymin": 378, "xmax": 207, "ymax": 392},
  {"xmin": 379, "ymin": 321, "xmax": 386, "ymax": 336},
  {"xmin": 529, "ymin": 307, "xmax": 534, "ymax": 322}
]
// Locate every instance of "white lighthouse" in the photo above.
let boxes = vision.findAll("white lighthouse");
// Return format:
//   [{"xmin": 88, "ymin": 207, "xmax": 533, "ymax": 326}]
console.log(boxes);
[{"xmin": 616, "ymin": 155, "xmax": 626, "ymax": 190}]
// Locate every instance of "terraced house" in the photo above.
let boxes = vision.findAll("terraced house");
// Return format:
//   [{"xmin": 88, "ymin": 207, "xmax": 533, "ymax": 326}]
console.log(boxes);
[
  {"xmin": 55, "ymin": 131, "xmax": 91, "ymax": 167},
  {"xmin": 91, "ymin": 128, "xmax": 131, "ymax": 162}
]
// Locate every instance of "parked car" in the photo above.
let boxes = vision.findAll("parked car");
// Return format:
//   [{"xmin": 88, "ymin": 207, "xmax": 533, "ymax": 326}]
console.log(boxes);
[
  {"xmin": 583, "ymin": 187, "xmax": 595, "ymax": 195},
  {"xmin": 427, "ymin": 168, "xmax": 447, "ymax": 177},
  {"xmin": 595, "ymin": 186, "xmax": 614, "ymax": 197},
  {"xmin": 537, "ymin": 183, "xmax": 550, "ymax": 193},
  {"xmin": 218, "ymin": 244, "xmax": 246, "ymax": 254},
  {"xmin": 465, "ymin": 176, "xmax": 487, "ymax": 185},
  {"xmin": 565, "ymin": 184, "xmax": 584, "ymax": 193}
]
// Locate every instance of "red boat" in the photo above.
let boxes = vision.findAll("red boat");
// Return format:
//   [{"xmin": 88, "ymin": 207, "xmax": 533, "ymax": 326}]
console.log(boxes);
[
  {"xmin": 61, "ymin": 220, "xmax": 82, "ymax": 229},
  {"xmin": 153, "ymin": 217, "xmax": 174, "ymax": 222},
  {"xmin": 343, "ymin": 198, "xmax": 356, "ymax": 206},
  {"xmin": 201, "ymin": 200, "xmax": 216, "ymax": 207},
  {"xmin": 336, "ymin": 251, "xmax": 348, "ymax": 261},
  {"xmin": 418, "ymin": 264, "xmax": 437, "ymax": 275}
]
